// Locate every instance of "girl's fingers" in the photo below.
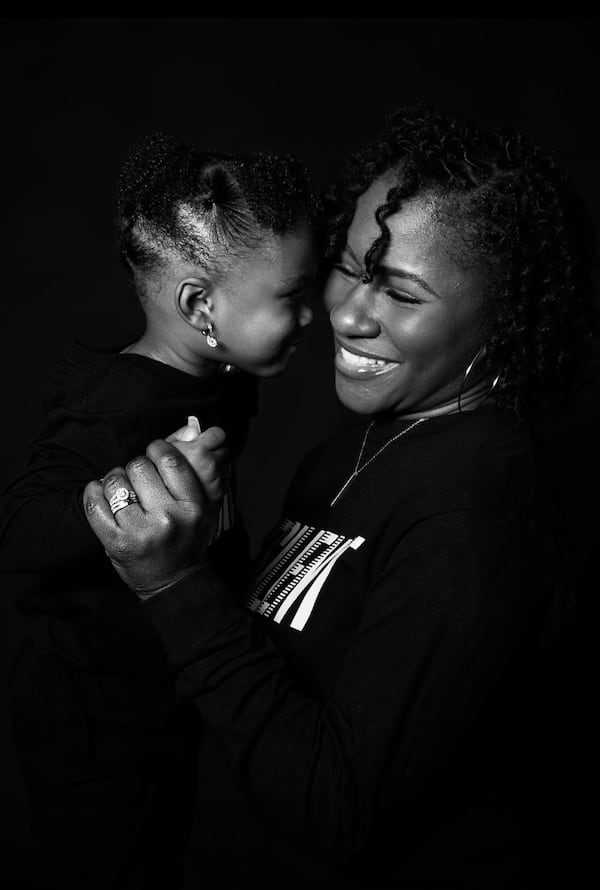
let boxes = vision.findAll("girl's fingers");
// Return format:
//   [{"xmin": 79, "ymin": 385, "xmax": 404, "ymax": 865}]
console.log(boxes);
[
  {"xmin": 194, "ymin": 426, "xmax": 227, "ymax": 452},
  {"xmin": 165, "ymin": 433, "xmax": 229, "ymax": 504},
  {"xmin": 144, "ymin": 439, "xmax": 205, "ymax": 504},
  {"xmin": 166, "ymin": 415, "xmax": 202, "ymax": 444}
]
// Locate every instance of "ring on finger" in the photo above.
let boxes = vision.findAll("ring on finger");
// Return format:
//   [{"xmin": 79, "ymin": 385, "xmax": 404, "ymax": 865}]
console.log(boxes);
[{"xmin": 108, "ymin": 486, "xmax": 139, "ymax": 515}]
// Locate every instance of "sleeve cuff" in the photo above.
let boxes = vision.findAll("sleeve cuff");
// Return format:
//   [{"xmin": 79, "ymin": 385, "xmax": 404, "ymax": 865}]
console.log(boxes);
[{"xmin": 142, "ymin": 562, "xmax": 248, "ymax": 671}]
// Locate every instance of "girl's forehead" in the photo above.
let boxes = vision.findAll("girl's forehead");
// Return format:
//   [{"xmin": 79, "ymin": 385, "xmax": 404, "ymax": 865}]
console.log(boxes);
[{"xmin": 227, "ymin": 228, "xmax": 317, "ymax": 282}]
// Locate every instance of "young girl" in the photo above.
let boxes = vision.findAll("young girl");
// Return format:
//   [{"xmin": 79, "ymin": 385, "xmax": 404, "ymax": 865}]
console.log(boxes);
[{"xmin": 0, "ymin": 132, "xmax": 321, "ymax": 890}]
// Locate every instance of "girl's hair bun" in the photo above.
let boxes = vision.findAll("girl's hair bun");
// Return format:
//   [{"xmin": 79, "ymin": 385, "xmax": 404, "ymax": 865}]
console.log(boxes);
[{"xmin": 118, "ymin": 131, "xmax": 184, "ymax": 217}]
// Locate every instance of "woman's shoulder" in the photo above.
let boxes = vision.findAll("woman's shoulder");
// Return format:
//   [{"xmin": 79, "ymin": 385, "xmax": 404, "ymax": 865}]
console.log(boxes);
[
  {"xmin": 414, "ymin": 408, "xmax": 536, "ymax": 519},
  {"xmin": 438, "ymin": 406, "xmax": 528, "ymax": 463}
]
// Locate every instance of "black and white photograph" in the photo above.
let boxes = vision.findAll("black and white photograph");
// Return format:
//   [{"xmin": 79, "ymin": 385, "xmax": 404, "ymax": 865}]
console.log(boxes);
[{"xmin": 1, "ymin": 15, "xmax": 598, "ymax": 890}]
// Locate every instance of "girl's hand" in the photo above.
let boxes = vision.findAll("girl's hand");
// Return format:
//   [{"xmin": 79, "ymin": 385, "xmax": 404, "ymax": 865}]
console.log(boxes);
[{"xmin": 166, "ymin": 418, "xmax": 229, "ymax": 505}]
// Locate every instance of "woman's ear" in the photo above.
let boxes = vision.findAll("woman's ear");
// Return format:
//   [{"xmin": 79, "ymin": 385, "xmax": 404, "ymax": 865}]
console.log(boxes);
[{"xmin": 175, "ymin": 277, "xmax": 213, "ymax": 329}]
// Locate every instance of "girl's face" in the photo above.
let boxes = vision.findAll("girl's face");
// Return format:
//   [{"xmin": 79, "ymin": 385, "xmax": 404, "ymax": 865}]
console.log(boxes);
[
  {"xmin": 214, "ymin": 226, "xmax": 318, "ymax": 377},
  {"xmin": 324, "ymin": 176, "xmax": 489, "ymax": 416}
]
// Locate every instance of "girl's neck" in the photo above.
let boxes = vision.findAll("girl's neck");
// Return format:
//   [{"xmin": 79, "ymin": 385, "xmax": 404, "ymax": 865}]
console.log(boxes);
[{"xmin": 121, "ymin": 331, "xmax": 220, "ymax": 379}]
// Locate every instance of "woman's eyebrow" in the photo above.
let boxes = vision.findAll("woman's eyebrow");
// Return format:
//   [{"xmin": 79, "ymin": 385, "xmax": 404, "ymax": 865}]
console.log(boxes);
[
  {"xmin": 380, "ymin": 265, "xmax": 441, "ymax": 299},
  {"xmin": 344, "ymin": 243, "xmax": 441, "ymax": 299}
]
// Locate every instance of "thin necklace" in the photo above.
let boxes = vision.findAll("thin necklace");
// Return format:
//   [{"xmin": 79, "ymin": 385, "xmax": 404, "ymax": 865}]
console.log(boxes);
[{"xmin": 330, "ymin": 416, "xmax": 429, "ymax": 507}]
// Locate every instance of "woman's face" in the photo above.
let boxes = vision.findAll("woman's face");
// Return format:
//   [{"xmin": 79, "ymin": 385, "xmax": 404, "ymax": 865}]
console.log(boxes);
[
  {"xmin": 324, "ymin": 176, "xmax": 489, "ymax": 415},
  {"xmin": 215, "ymin": 225, "xmax": 318, "ymax": 377}
]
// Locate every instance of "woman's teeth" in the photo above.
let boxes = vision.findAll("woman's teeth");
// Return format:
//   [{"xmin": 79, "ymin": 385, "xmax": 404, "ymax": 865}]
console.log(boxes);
[
  {"xmin": 336, "ymin": 345, "xmax": 399, "ymax": 377},
  {"xmin": 340, "ymin": 346, "xmax": 389, "ymax": 367}
]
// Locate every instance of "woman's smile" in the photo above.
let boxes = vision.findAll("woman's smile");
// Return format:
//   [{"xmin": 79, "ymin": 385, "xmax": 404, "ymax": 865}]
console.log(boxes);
[
  {"xmin": 324, "ymin": 177, "xmax": 488, "ymax": 416},
  {"xmin": 334, "ymin": 340, "xmax": 401, "ymax": 378}
]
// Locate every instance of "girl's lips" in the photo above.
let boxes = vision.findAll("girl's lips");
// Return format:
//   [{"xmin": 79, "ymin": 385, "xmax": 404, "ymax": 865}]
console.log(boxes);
[
  {"xmin": 279, "ymin": 333, "xmax": 302, "ymax": 358},
  {"xmin": 334, "ymin": 344, "xmax": 400, "ymax": 378}
]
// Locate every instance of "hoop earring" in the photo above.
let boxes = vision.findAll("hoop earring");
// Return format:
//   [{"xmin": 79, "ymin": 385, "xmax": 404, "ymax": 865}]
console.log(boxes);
[
  {"xmin": 457, "ymin": 345, "xmax": 501, "ymax": 415},
  {"xmin": 201, "ymin": 320, "xmax": 219, "ymax": 349}
]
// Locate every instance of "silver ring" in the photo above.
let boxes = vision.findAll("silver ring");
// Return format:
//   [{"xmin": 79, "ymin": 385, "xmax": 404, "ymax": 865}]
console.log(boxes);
[{"xmin": 108, "ymin": 486, "xmax": 138, "ymax": 515}]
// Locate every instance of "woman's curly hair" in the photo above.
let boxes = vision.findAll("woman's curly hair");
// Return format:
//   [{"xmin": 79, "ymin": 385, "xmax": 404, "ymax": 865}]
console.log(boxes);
[{"xmin": 326, "ymin": 101, "xmax": 598, "ymax": 417}]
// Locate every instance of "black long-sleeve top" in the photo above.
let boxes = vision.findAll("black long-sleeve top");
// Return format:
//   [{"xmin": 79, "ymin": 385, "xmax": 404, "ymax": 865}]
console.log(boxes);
[
  {"xmin": 144, "ymin": 407, "xmax": 569, "ymax": 887},
  {"xmin": 0, "ymin": 340, "xmax": 257, "ymax": 772}
]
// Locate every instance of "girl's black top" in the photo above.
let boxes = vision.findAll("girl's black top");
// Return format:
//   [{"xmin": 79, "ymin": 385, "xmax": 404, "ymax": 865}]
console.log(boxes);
[{"xmin": 0, "ymin": 340, "xmax": 257, "ymax": 772}]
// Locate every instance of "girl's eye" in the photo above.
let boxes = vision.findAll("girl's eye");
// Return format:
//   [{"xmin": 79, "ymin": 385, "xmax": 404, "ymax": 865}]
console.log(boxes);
[
  {"xmin": 385, "ymin": 289, "xmax": 421, "ymax": 305},
  {"xmin": 281, "ymin": 288, "xmax": 308, "ymax": 306}
]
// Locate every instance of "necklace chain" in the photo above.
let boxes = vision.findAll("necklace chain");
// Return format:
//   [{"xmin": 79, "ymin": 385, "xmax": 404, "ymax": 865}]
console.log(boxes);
[{"xmin": 330, "ymin": 417, "xmax": 429, "ymax": 507}]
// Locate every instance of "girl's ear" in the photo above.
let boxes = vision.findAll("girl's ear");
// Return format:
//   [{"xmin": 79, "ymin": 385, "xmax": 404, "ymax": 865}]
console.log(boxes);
[{"xmin": 174, "ymin": 277, "xmax": 213, "ymax": 329}]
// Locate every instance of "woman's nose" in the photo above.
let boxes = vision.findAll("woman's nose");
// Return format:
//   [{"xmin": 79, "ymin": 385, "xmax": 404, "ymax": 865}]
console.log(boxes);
[{"xmin": 329, "ymin": 284, "xmax": 380, "ymax": 338}]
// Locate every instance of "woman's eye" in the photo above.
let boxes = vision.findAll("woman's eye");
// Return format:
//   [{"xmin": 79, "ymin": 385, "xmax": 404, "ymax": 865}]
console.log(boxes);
[
  {"xmin": 385, "ymin": 289, "xmax": 421, "ymax": 305},
  {"xmin": 332, "ymin": 262, "xmax": 361, "ymax": 279}
]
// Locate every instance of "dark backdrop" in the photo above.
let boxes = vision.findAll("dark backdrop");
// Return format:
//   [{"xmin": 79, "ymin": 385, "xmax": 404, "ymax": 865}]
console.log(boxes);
[{"xmin": 1, "ymin": 16, "xmax": 599, "ymax": 887}]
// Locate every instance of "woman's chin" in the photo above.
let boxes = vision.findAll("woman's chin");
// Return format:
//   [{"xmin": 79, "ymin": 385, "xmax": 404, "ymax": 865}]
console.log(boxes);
[{"xmin": 334, "ymin": 375, "xmax": 391, "ymax": 415}]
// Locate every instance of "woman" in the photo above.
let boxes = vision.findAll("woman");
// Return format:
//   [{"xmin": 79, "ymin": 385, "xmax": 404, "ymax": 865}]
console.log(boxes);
[{"xmin": 84, "ymin": 103, "xmax": 596, "ymax": 888}]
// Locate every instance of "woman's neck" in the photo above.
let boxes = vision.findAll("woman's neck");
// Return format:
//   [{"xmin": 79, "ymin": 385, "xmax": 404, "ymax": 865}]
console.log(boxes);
[{"xmin": 401, "ymin": 376, "xmax": 495, "ymax": 419}]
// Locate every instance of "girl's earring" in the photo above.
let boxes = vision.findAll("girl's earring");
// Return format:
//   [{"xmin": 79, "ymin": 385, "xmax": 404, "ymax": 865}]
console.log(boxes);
[{"xmin": 202, "ymin": 320, "xmax": 219, "ymax": 349}]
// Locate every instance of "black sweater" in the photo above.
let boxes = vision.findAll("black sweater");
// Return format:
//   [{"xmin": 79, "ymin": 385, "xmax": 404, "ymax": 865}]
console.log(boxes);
[
  {"xmin": 0, "ymin": 341, "xmax": 257, "ymax": 772},
  {"xmin": 144, "ymin": 407, "xmax": 569, "ymax": 888}
]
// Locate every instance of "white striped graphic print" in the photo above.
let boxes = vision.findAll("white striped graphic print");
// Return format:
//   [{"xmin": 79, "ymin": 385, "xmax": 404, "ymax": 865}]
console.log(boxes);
[{"xmin": 246, "ymin": 519, "xmax": 364, "ymax": 631}]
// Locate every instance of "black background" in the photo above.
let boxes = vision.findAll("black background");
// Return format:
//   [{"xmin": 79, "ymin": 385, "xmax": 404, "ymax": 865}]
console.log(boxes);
[{"xmin": 1, "ymin": 16, "xmax": 599, "ymax": 886}]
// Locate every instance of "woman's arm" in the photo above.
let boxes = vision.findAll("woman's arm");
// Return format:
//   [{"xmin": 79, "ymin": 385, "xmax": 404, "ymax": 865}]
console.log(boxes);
[
  {"xmin": 85, "ymin": 447, "xmax": 553, "ymax": 864},
  {"xmin": 149, "ymin": 515, "xmax": 550, "ymax": 862}
]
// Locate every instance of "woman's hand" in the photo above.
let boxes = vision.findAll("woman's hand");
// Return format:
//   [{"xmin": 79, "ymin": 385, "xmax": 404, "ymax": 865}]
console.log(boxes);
[{"xmin": 83, "ymin": 426, "xmax": 228, "ymax": 598}]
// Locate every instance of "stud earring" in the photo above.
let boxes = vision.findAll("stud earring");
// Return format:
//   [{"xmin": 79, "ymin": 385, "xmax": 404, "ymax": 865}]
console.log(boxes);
[{"xmin": 202, "ymin": 320, "xmax": 219, "ymax": 349}]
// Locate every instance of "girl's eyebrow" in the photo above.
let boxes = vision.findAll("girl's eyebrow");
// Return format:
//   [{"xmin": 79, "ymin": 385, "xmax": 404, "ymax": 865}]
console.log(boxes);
[{"xmin": 280, "ymin": 272, "xmax": 314, "ymax": 287}]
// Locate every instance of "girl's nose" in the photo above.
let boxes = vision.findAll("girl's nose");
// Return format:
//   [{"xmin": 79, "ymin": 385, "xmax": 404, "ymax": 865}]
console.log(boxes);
[{"xmin": 298, "ymin": 302, "xmax": 313, "ymax": 328}]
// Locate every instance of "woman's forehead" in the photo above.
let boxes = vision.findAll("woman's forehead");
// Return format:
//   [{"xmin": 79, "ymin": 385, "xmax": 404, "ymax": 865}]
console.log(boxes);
[
  {"xmin": 349, "ymin": 181, "xmax": 440, "ymax": 257},
  {"xmin": 346, "ymin": 178, "xmax": 487, "ymax": 300}
]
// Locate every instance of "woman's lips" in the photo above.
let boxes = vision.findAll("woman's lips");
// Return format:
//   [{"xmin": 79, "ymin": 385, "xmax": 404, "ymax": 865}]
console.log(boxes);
[{"xmin": 334, "ymin": 344, "xmax": 400, "ymax": 378}]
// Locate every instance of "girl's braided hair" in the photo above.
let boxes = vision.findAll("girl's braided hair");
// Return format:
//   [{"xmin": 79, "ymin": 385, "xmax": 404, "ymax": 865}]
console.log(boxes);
[
  {"xmin": 326, "ymin": 102, "xmax": 597, "ymax": 416},
  {"xmin": 116, "ymin": 132, "xmax": 322, "ymax": 289}
]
